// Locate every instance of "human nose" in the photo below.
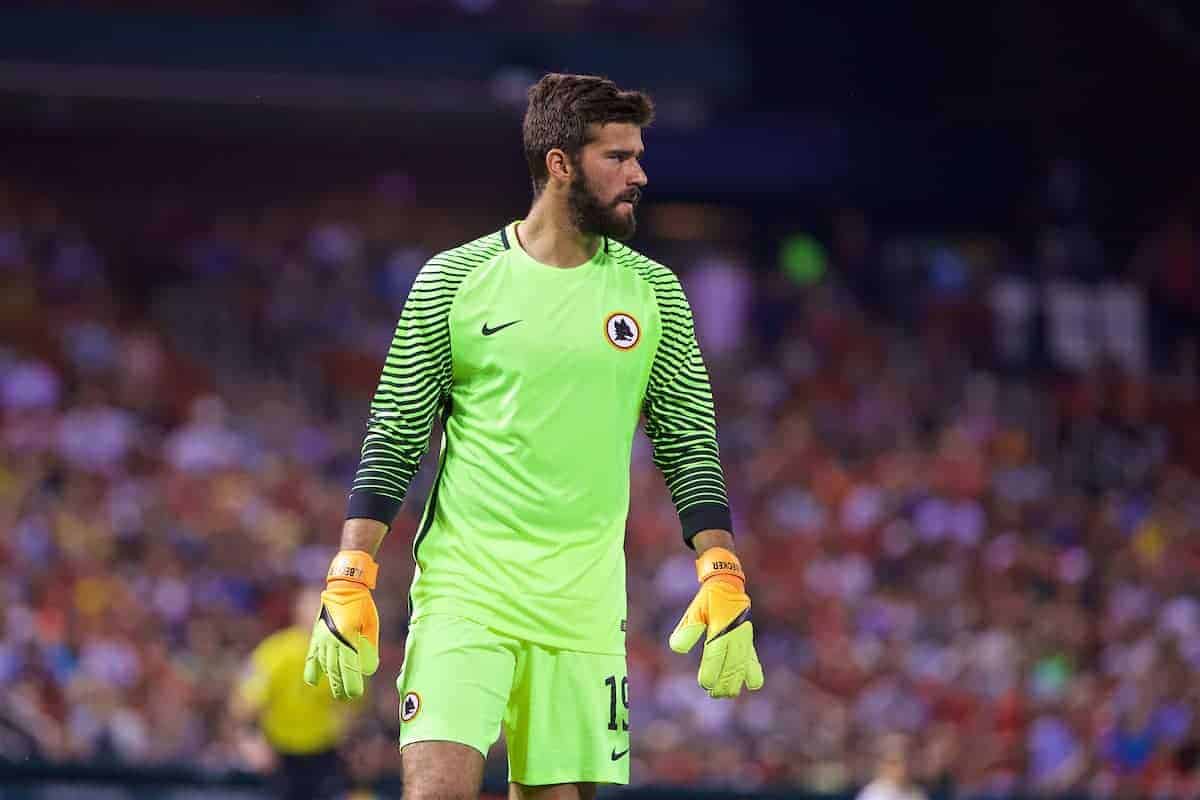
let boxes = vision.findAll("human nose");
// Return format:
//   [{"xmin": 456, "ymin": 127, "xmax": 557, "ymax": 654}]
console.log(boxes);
[{"xmin": 629, "ymin": 160, "xmax": 647, "ymax": 187}]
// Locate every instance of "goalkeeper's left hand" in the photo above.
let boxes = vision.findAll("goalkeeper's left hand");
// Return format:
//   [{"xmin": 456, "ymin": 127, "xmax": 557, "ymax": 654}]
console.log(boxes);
[{"xmin": 669, "ymin": 546, "xmax": 765, "ymax": 698}]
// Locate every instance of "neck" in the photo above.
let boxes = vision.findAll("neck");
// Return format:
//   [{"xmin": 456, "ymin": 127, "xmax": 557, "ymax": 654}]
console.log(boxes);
[{"xmin": 517, "ymin": 195, "xmax": 602, "ymax": 268}]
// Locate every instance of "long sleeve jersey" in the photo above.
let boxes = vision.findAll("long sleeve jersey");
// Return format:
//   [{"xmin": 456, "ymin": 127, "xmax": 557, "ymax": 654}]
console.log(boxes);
[{"xmin": 347, "ymin": 222, "xmax": 731, "ymax": 653}]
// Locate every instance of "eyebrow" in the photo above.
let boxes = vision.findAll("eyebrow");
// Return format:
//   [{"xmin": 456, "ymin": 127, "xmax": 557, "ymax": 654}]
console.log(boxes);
[{"xmin": 606, "ymin": 148, "xmax": 645, "ymax": 159}]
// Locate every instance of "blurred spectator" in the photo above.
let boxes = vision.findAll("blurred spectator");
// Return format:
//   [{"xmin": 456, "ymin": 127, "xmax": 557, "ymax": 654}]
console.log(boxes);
[
  {"xmin": 1, "ymin": 355, "xmax": 60, "ymax": 412},
  {"xmin": 685, "ymin": 251, "xmax": 754, "ymax": 360},
  {"xmin": 855, "ymin": 734, "xmax": 928, "ymax": 800},
  {"xmin": 1135, "ymin": 213, "xmax": 1200, "ymax": 379},
  {"xmin": 165, "ymin": 394, "xmax": 246, "ymax": 474},
  {"xmin": 55, "ymin": 384, "xmax": 136, "ymax": 476}
]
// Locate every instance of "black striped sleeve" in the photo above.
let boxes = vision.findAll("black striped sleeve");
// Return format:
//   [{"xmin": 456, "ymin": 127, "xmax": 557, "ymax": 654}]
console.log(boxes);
[
  {"xmin": 345, "ymin": 236, "xmax": 497, "ymax": 526},
  {"xmin": 626, "ymin": 254, "xmax": 732, "ymax": 546}
]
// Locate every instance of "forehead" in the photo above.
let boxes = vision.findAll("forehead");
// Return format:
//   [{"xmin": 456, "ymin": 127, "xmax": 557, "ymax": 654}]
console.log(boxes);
[{"xmin": 584, "ymin": 122, "xmax": 644, "ymax": 151}]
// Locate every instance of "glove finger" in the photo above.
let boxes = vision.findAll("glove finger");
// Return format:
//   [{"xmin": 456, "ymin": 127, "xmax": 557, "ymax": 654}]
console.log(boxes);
[
  {"xmin": 724, "ymin": 630, "xmax": 755, "ymax": 697},
  {"xmin": 712, "ymin": 673, "xmax": 743, "ymax": 698},
  {"xmin": 358, "ymin": 634, "xmax": 380, "ymax": 677},
  {"xmin": 361, "ymin": 601, "xmax": 380, "ymax": 676},
  {"xmin": 669, "ymin": 621, "xmax": 706, "ymax": 655},
  {"xmin": 746, "ymin": 628, "xmax": 765, "ymax": 692},
  {"xmin": 303, "ymin": 651, "xmax": 321, "ymax": 687},
  {"xmin": 339, "ymin": 642, "xmax": 364, "ymax": 699},
  {"xmin": 668, "ymin": 593, "xmax": 706, "ymax": 654},
  {"xmin": 697, "ymin": 634, "xmax": 728, "ymax": 691},
  {"xmin": 303, "ymin": 623, "xmax": 323, "ymax": 686},
  {"xmin": 709, "ymin": 631, "xmax": 746, "ymax": 698},
  {"xmin": 324, "ymin": 639, "xmax": 347, "ymax": 700}
]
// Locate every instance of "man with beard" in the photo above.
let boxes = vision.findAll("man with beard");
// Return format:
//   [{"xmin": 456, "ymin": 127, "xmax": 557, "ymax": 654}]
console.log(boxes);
[{"xmin": 303, "ymin": 73, "xmax": 764, "ymax": 799}]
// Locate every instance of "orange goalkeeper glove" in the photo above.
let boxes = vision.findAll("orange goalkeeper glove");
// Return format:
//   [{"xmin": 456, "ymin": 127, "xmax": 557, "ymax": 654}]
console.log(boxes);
[
  {"xmin": 669, "ymin": 546, "xmax": 765, "ymax": 698},
  {"xmin": 303, "ymin": 550, "xmax": 380, "ymax": 700}
]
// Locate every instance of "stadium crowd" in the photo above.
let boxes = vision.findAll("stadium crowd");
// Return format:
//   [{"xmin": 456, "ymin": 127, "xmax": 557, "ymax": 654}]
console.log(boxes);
[{"xmin": 1, "ymin": 169, "xmax": 1199, "ymax": 799}]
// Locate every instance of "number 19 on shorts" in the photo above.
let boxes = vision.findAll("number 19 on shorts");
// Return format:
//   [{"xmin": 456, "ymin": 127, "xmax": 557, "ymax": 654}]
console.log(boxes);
[{"xmin": 604, "ymin": 675, "xmax": 629, "ymax": 731}]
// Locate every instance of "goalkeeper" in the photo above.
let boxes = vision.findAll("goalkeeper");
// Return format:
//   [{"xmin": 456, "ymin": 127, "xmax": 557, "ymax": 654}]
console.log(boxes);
[{"xmin": 304, "ymin": 72, "xmax": 763, "ymax": 800}]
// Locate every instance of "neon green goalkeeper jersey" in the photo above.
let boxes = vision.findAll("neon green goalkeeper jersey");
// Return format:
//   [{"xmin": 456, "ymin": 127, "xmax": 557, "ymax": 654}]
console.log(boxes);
[{"xmin": 346, "ymin": 222, "xmax": 731, "ymax": 654}]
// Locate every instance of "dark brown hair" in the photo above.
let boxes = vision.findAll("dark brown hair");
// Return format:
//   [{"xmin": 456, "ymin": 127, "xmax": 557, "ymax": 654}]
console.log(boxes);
[{"xmin": 522, "ymin": 73, "xmax": 655, "ymax": 196}]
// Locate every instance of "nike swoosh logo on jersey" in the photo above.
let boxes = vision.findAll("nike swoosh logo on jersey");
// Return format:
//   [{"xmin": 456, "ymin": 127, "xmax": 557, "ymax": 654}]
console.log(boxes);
[
  {"xmin": 481, "ymin": 320, "xmax": 521, "ymax": 336},
  {"xmin": 611, "ymin": 747, "xmax": 630, "ymax": 761}
]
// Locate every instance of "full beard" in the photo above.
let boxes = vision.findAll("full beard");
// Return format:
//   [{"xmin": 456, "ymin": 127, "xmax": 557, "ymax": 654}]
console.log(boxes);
[{"xmin": 567, "ymin": 171, "xmax": 639, "ymax": 241}]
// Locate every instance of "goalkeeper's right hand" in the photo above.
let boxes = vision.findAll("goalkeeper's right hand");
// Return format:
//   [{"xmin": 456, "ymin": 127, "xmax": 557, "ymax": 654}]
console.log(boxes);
[{"xmin": 303, "ymin": 550, "xmax": 380, "ymax": 700}]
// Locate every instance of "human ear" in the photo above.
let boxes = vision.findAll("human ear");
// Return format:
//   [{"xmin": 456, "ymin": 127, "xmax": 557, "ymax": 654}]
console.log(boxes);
[{"xmin": 545, "ymin": 148, "xmax": 572, "ymax": 183}]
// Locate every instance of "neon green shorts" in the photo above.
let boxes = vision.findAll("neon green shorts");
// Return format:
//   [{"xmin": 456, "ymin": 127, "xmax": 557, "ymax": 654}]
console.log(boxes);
[{"xmin": 396, "ymin": 614, "xmax": 631, "ymax": 786}]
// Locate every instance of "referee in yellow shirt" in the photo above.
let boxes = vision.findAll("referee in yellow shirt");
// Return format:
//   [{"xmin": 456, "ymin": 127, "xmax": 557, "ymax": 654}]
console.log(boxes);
[{"xmin": 233, "ymin": 587, "xmax": 360, "ymax": 799}]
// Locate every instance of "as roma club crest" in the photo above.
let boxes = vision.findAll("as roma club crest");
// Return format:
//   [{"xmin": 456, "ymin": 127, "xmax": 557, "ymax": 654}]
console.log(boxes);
[
  {"xmin": 604, "ymin": 312, "xmax": 641, "ymax": 350},
  {"xmin": 401, "ymin": 691, "xmax": 421, "ymax": 723}
]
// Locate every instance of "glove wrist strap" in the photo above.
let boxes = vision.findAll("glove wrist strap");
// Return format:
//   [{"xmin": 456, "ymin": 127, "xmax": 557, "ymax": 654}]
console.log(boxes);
[
  {"xmin": 327, "ymin": 550, "xmax": 379, "ymax": 590},
  {"xmin": 696, "ymin": 546, "xmax": 745, "ymax": 587}
]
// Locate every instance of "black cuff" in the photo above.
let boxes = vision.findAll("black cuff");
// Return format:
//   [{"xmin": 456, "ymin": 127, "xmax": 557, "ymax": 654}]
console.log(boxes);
[
  {"xmin": 345, "ymin": 491, "xmax": 402, "ymax": 527},
  {"xmin": 680, "ymin": 503, "xmax": 733, "ymax": 548}
]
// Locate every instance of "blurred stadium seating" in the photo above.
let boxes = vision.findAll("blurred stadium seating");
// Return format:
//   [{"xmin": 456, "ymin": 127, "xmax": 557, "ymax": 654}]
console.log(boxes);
[{"xmin": 2, "ymin": 2, "xmax": 1199, "ymax": 799}]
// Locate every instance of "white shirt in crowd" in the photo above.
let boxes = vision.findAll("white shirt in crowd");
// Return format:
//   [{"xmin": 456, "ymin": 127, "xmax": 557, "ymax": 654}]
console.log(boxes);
[{"xmin": 856, "ymin": 778, "xmax": 928, "ymax": 800}]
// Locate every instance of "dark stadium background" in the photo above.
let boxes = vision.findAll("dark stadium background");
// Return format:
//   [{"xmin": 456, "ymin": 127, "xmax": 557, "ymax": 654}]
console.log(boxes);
[{"xmin": 1, "ymin": 2, "xmax": 1199, "ymax": 798}]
